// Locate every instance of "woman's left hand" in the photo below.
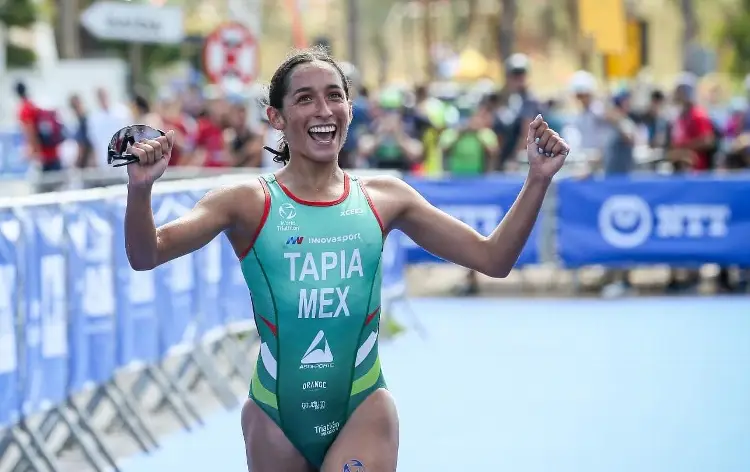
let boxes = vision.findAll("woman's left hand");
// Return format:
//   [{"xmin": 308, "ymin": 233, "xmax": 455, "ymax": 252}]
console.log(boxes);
[{"xmin": 526, "ymin": 114, "xmax": 570, "ymax": 181}]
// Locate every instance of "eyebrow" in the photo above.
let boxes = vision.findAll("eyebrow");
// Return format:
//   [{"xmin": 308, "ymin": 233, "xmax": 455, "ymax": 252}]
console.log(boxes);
[{"xmin": 292, "ymin": 84, "xmax": 344, "ymax": 96}]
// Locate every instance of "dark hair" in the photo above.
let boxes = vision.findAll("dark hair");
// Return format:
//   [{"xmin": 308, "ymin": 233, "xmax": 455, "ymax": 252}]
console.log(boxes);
[
  {"xmin": 263, "ymin": 47, "xmax": 350, "ymax": 164},
  {"xmin": 134, "ymin": 95, "xmax": 150, "ymax": 114},
  {"xmin": 651, "ymin": 89, "xmax": 665, "ymax": 103},
  {"xmin": 14, "ymin": 82, "xmax": 27, "ymax": 99}
]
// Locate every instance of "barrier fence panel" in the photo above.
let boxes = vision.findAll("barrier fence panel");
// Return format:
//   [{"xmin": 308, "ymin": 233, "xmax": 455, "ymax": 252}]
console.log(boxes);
[
  {"xmin": 557, "ymin": 175, "xmax": 750, "ymax": 268},
  {"xmin": 65, "ymin": 198, "xmax": 159, "ymax": 457},
  {"xmin": 110, "ymin": 194, "xmax": 202, "ymax": 432},
  {"xmin": 402, "ymin": 176, "xmax": 541, "ymax": 267}
]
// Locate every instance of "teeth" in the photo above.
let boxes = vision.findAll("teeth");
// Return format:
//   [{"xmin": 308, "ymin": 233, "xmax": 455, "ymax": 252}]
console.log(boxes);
[{"xmin": 309, "ymin": 125, "xmax": 336, "ymax": 133}]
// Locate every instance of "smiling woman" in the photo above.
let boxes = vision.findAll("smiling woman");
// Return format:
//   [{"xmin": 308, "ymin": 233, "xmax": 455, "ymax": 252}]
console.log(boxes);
[{"xmin": 262, "ymin": 48, "xmax": 352, "ymax": 165}]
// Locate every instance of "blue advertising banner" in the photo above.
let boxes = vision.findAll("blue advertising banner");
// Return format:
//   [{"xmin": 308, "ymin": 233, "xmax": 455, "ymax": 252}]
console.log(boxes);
[
  {"xmin": 111, "ymin": 196, "xmax": 159, "ymax": 367},
  {"xmin": 64, "ymin": 200, "xmax": 117, "ymax": 392},
  {"xmin": 0, "ymin": 211, "xmax": 21, "ymax": 427},
  {"xmin": 403, "ymin": 176, "xmax": 540, "ymax": 266},
  {"xmin": 0, "ymin": 130, "xmax": 30, "ymax": 178},
  {"xmin": 16, "ymin": 205, "xmax": 67, "ymax": 415},
  {"xmin": 153, "ymin": 192, "xmax": 199, "ymax": 355},
  {"xmin": 557, "ymin": 176, "xmax": 750, "ymax": 267}
]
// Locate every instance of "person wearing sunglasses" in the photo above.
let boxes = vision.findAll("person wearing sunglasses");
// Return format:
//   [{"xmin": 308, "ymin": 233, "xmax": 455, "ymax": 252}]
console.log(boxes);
[{"xmin": 121, "ymin": 47, "xmax": 570, "ymax": 472}]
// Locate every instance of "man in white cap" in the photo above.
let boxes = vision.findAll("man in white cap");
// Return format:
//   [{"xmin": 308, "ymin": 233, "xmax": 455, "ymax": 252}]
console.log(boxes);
[{"xmin": 568, "ymin": 70, "xmax": 608, "ymax": 161}]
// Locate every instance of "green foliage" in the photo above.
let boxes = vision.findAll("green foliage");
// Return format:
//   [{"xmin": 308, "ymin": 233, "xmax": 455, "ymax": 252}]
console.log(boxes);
[
  {"xmin": 1, "ymin": 0, "xmax": 38, "ymax": 68},
  {"xmin": 0, "ymin": 0, "xmax": 36, "ymax": 27},
  {"xmin": 6, "ymin": 42, "xmax": 35, "ymax": 67},
  {"xmin": 722, "ymin": 6, "xmax": 750, "ymax": 76}
]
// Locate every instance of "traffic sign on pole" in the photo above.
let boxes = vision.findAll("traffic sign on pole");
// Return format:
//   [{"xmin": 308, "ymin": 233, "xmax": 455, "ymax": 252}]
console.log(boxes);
[
  {"xmin": 80, "ymin": 2, "xmax": 184, "ymax": 44},
  {"xmin": 202, "ymin": 22, "xmax": 259, "ymax": 86}
]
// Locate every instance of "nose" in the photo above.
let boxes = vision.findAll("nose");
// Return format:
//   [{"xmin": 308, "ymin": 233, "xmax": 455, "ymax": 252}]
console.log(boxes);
[{"xmin": 315, "ymin": 96, "xmax": 334, "ymax": 119}]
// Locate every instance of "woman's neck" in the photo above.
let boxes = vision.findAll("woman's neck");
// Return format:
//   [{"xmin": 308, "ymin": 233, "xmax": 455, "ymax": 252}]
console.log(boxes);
[{"xmin": 277, "ymin": 154, "xmax": 344, "ymax": 194}]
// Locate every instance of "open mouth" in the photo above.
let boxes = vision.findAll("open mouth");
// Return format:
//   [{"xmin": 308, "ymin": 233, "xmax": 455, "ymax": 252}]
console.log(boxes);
[{"xmin": 308, "ymin": 124, "xmax": 337, "ymax": 145}]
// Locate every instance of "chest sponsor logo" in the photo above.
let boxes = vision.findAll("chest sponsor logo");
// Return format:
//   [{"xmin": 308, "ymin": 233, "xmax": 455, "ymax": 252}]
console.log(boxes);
[
  {"xmin": 302, "ymin": 380, "xmax": 327, "ymax": 391},
  {"xmin": 277, "ymin": 203, "xmax": 299, "ymax": 232},
  {"xmin": 340, "ymin": 208, "xmax": 364, "ymax": 217},
  {"xmin": 300, "ymin": 330, "xmax": 334, "ymax": 369},
  {"xmin": 285, "ymin": 233, "xmax": 362, "ymax": 245}
]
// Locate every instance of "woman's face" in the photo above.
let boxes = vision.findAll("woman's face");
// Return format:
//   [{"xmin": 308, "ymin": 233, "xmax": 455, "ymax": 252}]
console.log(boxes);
[{"xmin": 269, "ymin": 61, "xmax": 352, "ymax": 163}]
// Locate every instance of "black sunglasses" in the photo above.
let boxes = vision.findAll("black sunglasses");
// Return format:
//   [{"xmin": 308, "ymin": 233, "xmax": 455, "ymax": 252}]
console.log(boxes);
[{"xmin": 107, "ymin": 124, "xmax": 166, "ymax": 167}]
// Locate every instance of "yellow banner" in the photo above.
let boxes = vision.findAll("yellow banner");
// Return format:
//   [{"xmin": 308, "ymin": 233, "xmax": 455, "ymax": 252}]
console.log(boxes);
[
  {"xmin": 578, "ymin": 0, "xmax": 627, "ymax": 54},
  {"xmin": 604, "ymin": 19, "xmax": 644, "ymax": 79}
]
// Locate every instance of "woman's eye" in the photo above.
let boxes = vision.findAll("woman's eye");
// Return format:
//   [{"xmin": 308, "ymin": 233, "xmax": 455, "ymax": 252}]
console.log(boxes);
[
  {"xmin": 329, "ymin": 92, "xmax": 343, "ymax": 100},
  {"xmin": 297, "ymin": 95, "xmax": 312, "ymax": 103}
]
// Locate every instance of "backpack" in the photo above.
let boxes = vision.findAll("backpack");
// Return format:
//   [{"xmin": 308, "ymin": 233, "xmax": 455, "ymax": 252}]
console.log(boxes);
[{"xmin": 34, "ymin": 108, "xmax": 65, "ymax": 148}]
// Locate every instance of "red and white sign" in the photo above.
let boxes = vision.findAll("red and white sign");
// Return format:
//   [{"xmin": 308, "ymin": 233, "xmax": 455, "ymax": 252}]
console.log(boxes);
[{"xmin": 202, "ymin": 22, "xmax": 259, "ymax": 85}]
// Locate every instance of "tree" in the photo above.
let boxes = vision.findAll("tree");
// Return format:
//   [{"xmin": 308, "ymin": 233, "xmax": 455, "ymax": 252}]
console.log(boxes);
[
  {"xmin": 721, "ymin": 0, "xmax": 750, "ymax": 76},
  {"xmin": 0, "ymin": 0, "xmax": 37, "ymax": 68}
]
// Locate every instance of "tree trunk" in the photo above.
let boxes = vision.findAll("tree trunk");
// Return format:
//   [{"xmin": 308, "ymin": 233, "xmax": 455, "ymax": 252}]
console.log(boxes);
[
  {"xmin": 498, "ymin": 0, "xmax": 517, "ymax": 61},
  {"xmin": 679, "ymin": 0, "xmax": 699, "ymax": 70},
  {"xmin": 56, "ymin": 0, "xmax": 81, "ymax": 59}
]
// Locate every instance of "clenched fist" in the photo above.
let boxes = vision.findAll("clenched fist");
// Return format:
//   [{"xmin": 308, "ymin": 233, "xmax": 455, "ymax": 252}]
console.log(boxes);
[{"xmin": 126, "ymin": 130, "xmax": 176, "ymax": 188}]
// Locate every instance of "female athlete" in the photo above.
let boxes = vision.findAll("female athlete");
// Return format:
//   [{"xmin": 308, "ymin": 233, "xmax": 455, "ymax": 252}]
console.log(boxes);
[{"xmin": 123, "ymin": 48, "xmax": 570, "ymax": 472}]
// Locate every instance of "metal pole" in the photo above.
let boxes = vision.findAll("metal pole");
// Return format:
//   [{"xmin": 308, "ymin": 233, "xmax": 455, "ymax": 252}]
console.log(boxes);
[
  {"xmin": 422, "ymin": 0, "xmax": 434, "ymax": 81},
  {"xmin": 347, "ymin": 0, "xmax": 360, "ymax": 70}
]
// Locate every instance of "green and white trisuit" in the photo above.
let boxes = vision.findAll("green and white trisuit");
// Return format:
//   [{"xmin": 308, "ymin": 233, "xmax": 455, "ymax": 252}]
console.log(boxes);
[{"xmin": 240, "ymin": 173, "xmax": 387, "ymax": 468}]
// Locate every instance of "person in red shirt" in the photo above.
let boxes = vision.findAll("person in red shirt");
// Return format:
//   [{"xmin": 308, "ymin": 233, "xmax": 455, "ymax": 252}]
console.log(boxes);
[
  {"xmin": 191, "ymin": 96, "xmax": 232, "ymax": 168},
  {"xmin": 668, "ymin": 74, "xmax": 716, "ymax": 172},
  {"xmin": 15, "ymin": 82, "xmax": 62, "ymax": 172}
]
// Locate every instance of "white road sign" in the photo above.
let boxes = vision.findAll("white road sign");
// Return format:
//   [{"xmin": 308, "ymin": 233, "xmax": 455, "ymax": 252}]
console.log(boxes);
[
  {"xmin": 203, "ymin": 22, "xmax": 259, "ymax": 85},
  {"xmin": 80, "ymin": 2, "xmax": 184, "ymax": 44}
]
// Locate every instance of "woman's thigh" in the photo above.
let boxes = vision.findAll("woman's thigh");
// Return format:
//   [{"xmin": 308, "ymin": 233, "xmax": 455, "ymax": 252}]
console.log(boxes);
[
  {"xmin": 241, "ymin": 398, "xmax": 315, "ymax": 472},
  {"xmin": 321, "ymin": 389, "xmax": 399, "ymax": 472}
]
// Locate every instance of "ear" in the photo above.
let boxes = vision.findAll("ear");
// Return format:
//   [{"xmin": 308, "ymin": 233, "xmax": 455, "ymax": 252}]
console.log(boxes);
[
  {"xmin": 266, "ymin": 106, "xmax": 285, "ymax": 131},
  {"xmin": 348, "ymin": 100, "xmax": 353, "ymax": 122}
]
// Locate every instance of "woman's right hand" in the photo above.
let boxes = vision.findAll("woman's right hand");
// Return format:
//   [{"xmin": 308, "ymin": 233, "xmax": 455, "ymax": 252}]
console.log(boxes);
[{"xmin": 127, "ymin": 130, "xmax": 175, "ymax": 188}]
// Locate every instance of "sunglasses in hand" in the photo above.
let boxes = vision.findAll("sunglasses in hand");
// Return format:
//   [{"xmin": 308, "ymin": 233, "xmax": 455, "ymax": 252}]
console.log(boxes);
[{"xmin": 107, "ymin": 124, "xmax": 166, "ymax": 167}]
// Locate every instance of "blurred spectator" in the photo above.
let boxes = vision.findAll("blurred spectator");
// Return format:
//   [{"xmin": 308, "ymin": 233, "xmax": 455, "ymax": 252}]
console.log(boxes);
[
  {"xmin": 494, "ymin": 53, "xmax": 542, "ymax": 171},
  {"xmin": 225, "ymin": 101, "xmax": 262, "ymax": 168},
  {"xmin": 15, "ymin": 82, "xmax": 63, "ymax": 172},
  {"xmin": 359, "ymin": 90, "xmax": 423, "ymax": 170},
  {"xmin": 602, "ymin": 90, "xmax": 637, "ymax": 176},
  {"xmin": 410, "ymin": 85, "xmax": 444, "ymax": 175},
  {"xmin": 569, "ymin": 70, "xmax": 608, "ymax": 162},
  {"xmin": 340, "ymin": 86, "xmax": 372, "ymax": 169},
  {"xmin": 87, "ymin": 87, "xmax": 133, "ymax": 169},
  {"xmin": 182, "ymin": 83, "xmax": 205, "ymax": 118},
  {"xmin": 68, "ymin": 94, "xmax": 93, "ymax": 169},
  {"xmin": 439, "ymin": 103, "xmax": 498, "ymax": 175},
  {"xmin": 638, "ymin": 89, "xmax": 669, "ymax": 149},
  {"xmin": 132, "ymin": 94, "xmax": 163, "ymax": 129},
  {"xmin": 600, "ymin": 90, "xmax": 638, "ymax": 298},
  {"xmin": 542, "ymin": 98, "xmax": 565, "ymax": 133},
  {"xmin": 192, "ymin": 94, "xmax": 232, "ymax": 167},
  {"xmin": 667, "ymin": 73, "xmax": 716, "ymax": 173},
  {"xmin": 157, "ymin": 92, "xmax": 196, "ymax": 167}
]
